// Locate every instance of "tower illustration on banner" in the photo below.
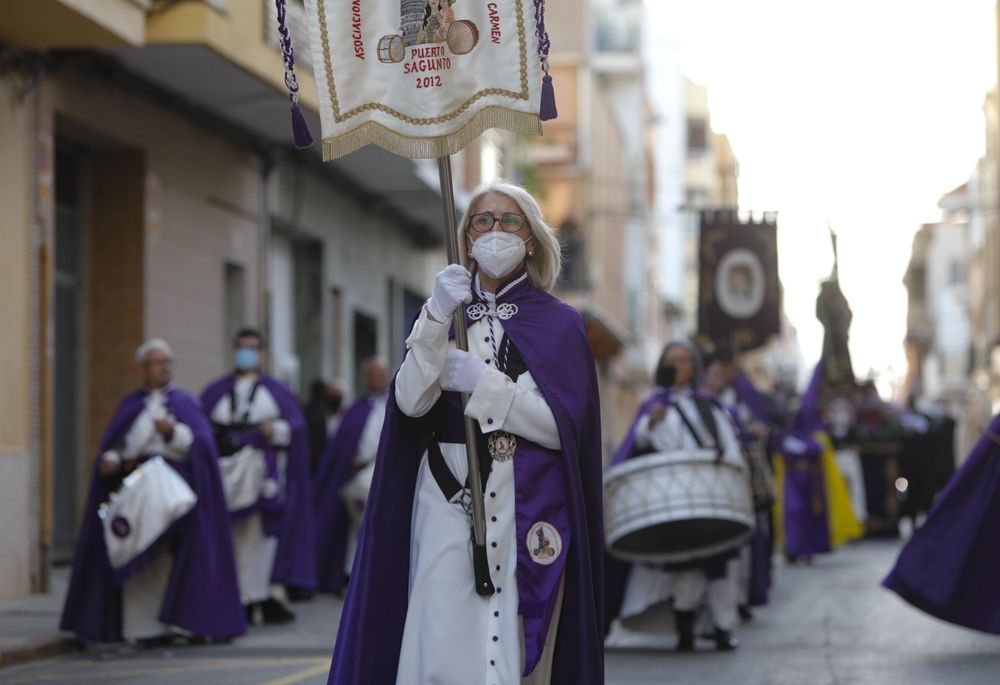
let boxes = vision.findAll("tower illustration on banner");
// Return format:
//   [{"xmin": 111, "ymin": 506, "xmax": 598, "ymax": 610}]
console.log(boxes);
[{"xmin": 379, "ymin": 0, "xmax": 481, "ymax": 64}]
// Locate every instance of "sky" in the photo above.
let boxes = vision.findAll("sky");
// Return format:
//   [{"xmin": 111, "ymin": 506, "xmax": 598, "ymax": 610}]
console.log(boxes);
[{"xmin": 648, "ymin": 1, "xmax": 997, "ymax": 392}]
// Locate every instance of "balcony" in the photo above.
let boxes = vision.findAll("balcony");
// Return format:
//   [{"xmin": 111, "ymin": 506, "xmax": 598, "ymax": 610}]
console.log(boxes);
[{"xmin": 0, "ymin": 0, "xmax": 149, "ymax": 49}]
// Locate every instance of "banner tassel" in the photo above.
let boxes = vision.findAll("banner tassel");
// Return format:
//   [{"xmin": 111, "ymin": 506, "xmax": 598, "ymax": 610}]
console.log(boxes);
[
  {"xmin": 534, "ymin": 0, "xmax": 557, "ymax": 121},
  {"xmin": 540, "ymin": 73, "xmax": 557, "ymax": 121},
  {"xmin": 290, "ymin": 101, "xmax": 314, "ymax": 149},
  {"xmin": 276, "ymin": 0, "xmax": 314, "ymax": 149}
]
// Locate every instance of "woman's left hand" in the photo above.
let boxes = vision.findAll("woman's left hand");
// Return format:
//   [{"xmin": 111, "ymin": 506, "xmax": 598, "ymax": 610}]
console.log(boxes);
[{"xmin": 441, "ymin": 349, "xmax": 487, "ymax": 394}]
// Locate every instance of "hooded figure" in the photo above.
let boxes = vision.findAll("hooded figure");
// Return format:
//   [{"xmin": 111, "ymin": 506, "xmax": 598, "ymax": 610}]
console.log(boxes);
[
  {"xmin": 60, "ymin": 339, "xmax": 246, "ymax": 643},
  {"xmin": 326, "ymin": 182, "xmax": 604, "ymax": 684}
]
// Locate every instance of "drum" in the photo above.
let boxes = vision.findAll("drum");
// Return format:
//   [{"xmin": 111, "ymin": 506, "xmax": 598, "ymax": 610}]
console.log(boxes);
[
  {"xmin": 604, "ymin": 448, "xmax": 754, "ymax": 564},
  {"xmin": 446, "ymin": 19, "xmax": 479, "ymax": 55},
  {"xmin": 377, "ymin": 34, "xmax": 405, "ymax": 64}
]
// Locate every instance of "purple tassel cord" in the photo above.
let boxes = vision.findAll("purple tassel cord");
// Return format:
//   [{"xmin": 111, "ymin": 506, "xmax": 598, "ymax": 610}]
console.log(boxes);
[
  {"xmin": 534, "ymin": 0, "xmax": 557, "ymax": 121},
  {"xmin": 276, "ymin": 0, "xmax": 314, "ymax": 149}
]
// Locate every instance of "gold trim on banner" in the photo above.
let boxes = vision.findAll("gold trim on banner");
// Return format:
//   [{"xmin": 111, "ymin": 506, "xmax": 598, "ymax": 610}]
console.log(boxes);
[
  {"xmin": 316, "ymin": 0, "xmax": 531, "ymax": 126},
  {"xmin": 323, "ymin": 106, "xmax": 541, "ymax": 160}
]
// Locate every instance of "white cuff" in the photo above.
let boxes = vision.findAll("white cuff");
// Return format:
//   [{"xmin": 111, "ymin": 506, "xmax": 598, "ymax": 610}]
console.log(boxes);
[
  {"xmin": 464, "ymin": 367, "xmax": 516, "ymax": 434},
  {"xmin": 633, "ymin": 414, "xmax": 652, "ymax": 449},
  {"xmin": 406, "ymin": 304, "xmax": 451, "ymax": 349},
  {"xmin": 270, "ymin": 419, "xmax": 292, "ymax": 447},
  {"xmin": 169, "ymin": 423, "xmax": 195, "ymax": 454},
  {"xmin": 101, "ymin": 450, "xmax": 122, "ymax": 465}
]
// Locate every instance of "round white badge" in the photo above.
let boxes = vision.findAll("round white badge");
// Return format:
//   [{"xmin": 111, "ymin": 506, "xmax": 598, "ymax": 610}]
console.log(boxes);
[
  {"xmin": 526, "ymin": 522, "xmax": 562, "ymax": 565},
  {"xmin": 715, "ymin": 248, "xmax": 766, "ymax": 319}
]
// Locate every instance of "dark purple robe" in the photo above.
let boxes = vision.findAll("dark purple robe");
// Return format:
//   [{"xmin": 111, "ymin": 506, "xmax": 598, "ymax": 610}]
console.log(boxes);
[
  {"xmin": 200, "ymin": 374, "xmax": 317, "ymax": 591},
  {"xmin": 773, "ymin": 361, "xmax": 831, "ymax": 557},
  {"xmin": 59, "ymin": 387, "xmax": 246, "ymax": 642},
  {"xmin": 326, "ymin": 278, "xmax": 605, "ymax": 684},
  {"xmin": 313, "ymin": 395, "xmax": 376, "ymax": 594},
  {"xmin": 882, "ymin": 412, "xmax": 1000, "ymax": 634}
]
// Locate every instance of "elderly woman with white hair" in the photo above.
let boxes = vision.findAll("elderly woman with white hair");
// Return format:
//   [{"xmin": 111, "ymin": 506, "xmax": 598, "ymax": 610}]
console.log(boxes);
[
  {"xmin": 61, "ymin": 339, "xmax": 245, "ymax": 645},
  {"xmin": 327, "ymin": 182, "xmax": 606, "ymax": 685}
]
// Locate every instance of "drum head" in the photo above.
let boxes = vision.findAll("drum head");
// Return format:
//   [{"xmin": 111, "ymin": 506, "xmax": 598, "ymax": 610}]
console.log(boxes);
[
  {"xmin": 447, "ymin": 20, "xmax": 479, "ymax": 55},
  {"xmin": 612, "ymin": 518, "xmax": 749, "ymax": 559}
]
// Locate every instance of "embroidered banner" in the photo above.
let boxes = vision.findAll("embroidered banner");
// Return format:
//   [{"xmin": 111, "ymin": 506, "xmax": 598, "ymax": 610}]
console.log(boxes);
[
  {"xmin": 300, "ymin": 0, "xmax": 551, "ymax": 160},
  {"xmin": 697, "ymin": 210, "xmax": 781, "ymax": 352}
]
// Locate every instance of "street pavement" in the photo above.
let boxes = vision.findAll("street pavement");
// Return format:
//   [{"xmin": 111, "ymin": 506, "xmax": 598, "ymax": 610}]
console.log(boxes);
[{"xmin": 1, "ymin": 539, "xmax": 998, "ymax": 684}]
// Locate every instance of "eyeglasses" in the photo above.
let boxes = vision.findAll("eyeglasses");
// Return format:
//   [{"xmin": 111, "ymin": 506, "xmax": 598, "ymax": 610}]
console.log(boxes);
[{"xmin": 469, "ymin": 212, "xmax": 526, "ymax": 233}]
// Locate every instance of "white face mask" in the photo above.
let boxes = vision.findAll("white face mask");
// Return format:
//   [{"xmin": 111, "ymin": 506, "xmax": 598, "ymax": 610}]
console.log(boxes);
[{"xmin": 471, "ymin": 231, "xmax": 528, "ymax": 279}]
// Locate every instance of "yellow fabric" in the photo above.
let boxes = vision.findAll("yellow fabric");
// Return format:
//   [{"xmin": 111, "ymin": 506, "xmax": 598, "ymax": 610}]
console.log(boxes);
[
  {"xmin": 771, "ymin": 453, "xmax": 786, "ymax": 553},
  {"xmin": 770, "ymin": 432, "xmax": 864, "ymax": 555},
  {"xmin": 816, "ymin": 432, "xmax": 864, "ymax": 546}
]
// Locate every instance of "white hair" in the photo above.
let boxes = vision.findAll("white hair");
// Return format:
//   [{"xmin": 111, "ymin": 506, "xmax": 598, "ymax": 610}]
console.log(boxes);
[
  {"xmin": 458, "ymin": 181, "xmax": 562, "ymax": 292},
  {"xmin": 135, "ymin": 338, "xmax": 173, "ymax": 364}
]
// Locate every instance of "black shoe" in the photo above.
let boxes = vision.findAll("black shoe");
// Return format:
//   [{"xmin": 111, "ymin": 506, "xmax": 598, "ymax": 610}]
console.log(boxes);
[
  {"xmin": 714, "ymin": 627, "xmax": 738, "ymax": 651},
  {"xmin": 260, "ymin": 598, "xmax": 296, "ymax": 624},
  {"xmin": 245, "ymin": 602, "xmax": 258, "ymax": 626},
  {"xmin": 675, "ymin": 610, "xmax": 695, "ymax": 652},
  {"xmin": 738, "ymin": 604, "xmax": 754, "ymax": 623},
  {"xmin": 286, "ymin": 586, "xmax": 315, "ymax": 603}
]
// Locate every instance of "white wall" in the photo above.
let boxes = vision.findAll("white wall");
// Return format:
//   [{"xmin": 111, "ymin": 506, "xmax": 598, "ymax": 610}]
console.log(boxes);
[{"xmin": 268, "ymin": 161, "xmax": 444, "ymax": 398}]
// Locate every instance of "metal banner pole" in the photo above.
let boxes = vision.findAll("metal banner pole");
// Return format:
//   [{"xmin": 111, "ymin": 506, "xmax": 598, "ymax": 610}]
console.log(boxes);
[{"xmin": 436, "ymin": 155, "xmax": 495, "ymax": 597}]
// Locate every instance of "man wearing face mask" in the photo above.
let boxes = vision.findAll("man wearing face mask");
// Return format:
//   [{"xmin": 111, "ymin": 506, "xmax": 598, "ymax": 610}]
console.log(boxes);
[
  {"xmin": 327, "ymin": 182, "xmax": 604, "ymax": 685},
  {"xmin": 313, "ymin": 357, "xmax": 391, "ymax": 595},
  {"xmin": 605, "ymin": 340, "xmax": 745, "ymax": 652},
  {"xmin": 201, "ymin": 328, "xmax": 317, "ymax": 625}
]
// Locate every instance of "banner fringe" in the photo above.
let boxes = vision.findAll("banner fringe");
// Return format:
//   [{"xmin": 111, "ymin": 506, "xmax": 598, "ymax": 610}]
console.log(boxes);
[{"xmin": 322, "ymin": 106, "xmax": 542, "ymax": 160}]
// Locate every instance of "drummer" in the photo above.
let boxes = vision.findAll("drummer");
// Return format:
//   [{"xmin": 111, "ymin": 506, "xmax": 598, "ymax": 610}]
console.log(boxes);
[{"xmin": 606, "ymin": 340, "xmax": 744, "ymax": 651}]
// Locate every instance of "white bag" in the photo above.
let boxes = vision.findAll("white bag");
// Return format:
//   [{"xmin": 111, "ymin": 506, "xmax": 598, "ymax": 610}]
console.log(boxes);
[
  {"xmin": 100, "ymin": 456, "xmax": 198, "ymax": 570},
  {"xmin": 218, "ymin": 446, "xmax": 265, "ymax": 513},
  {"xmin": 340, "ymin": 461, "xmax": 375, "ymax": 527}
]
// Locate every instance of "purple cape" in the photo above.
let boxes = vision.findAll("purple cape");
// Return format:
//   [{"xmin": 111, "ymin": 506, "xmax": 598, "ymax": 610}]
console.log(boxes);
[
  {"xmin": 313, "ymin": 395, "xmax": 376, "ymax": 594},
  {"xmin": 201, "ymin": 374, "xmax": 318, "ymax": 590},
  {"xmin": 59, "ymin": 387, "xmax": 246, "ymax": 642},
  {"xmin": 882, "ymin": 412, "xmax": 1000, "ymax": 633},
  {"xmin": 326, "ymin": 280, "xmax": 605, "ymax": 684}
]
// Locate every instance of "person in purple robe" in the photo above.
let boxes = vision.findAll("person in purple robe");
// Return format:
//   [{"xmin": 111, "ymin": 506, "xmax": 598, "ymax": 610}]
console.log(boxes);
[
  {"xmin": 770, "ymin": 364, "xmax": 832, "ymax": 562},
  {"xmin": 326, "ymin": 182, "xmax": 605, "ymax": 684},
  {"xmin": 313, "ymin": 357, "xmax": 390, "ymax": 595},
  {"xmin": 605, "ymin": 340, "xmax": 743, "ymax": 652},
  {"xmin": 60, "ymin": 339, "xmax": 246, "ymax": 645},
  {"xmin": 201, "ymin": 328, "xmax": 317, "ymax": 625},
  {"xmin": 882, "ymin": 411, "xmax": 1000, "ymax": 634}
]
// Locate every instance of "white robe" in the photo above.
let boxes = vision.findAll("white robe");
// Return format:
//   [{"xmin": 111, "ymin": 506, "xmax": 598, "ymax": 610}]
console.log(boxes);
[
  {"xmin": 619, "ymin": 392, "xmax": 744, "ymax": 633},
  {"xmin": 110, "ymin": 388, "xmax": 195, "ymax": 640},
  {"xmin": 393, "ymin": 292, "xmax": 564, "ymax": 685},
  {"xmin": 209, "ymin": 375, "xmax": 291, "ymax": 605}
]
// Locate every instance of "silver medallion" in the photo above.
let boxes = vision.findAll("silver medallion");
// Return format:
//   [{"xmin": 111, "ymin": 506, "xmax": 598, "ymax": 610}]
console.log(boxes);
[{"xmin": 488, "ymin": 431, "xmax": 517, "ymax": 462}]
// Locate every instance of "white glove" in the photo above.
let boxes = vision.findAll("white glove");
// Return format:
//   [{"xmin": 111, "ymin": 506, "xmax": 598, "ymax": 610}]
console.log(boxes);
[
  {"xmin": 426, "ymin": 264, "xmax": 473, "ymax": 323},
  {"xmin": 441, "ymin": 348, "xmax": 488, "ymax": 394}
]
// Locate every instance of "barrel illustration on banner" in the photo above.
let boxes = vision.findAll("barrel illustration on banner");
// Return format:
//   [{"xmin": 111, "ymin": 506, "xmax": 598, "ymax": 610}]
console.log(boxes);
[{"xmin": 380, "ymin": 0, "xmax": 480, "ymax": 63}]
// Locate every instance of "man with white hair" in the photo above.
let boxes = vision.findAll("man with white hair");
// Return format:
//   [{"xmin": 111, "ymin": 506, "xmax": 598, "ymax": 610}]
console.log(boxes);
[
  {"xmin": 61, "ymin": 339, "xmax": 246, "ymax": 644},
  {"xmin": 201, "ymin": 328, "xmax": 316, "ymax": 625},
  {"xmin": 314, "ymin": 356, "xmax": 391, "ymax": 594}
]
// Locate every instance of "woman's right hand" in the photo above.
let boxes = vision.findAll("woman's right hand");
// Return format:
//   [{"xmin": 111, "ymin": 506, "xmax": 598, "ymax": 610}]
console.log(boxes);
[
  {"xmin": 648, "ymin": 403, "xmax": 668, "ymax": 428},
  {"xmin": 426, "ymin": 264, "xmax": 472, "ymax": 323}
]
